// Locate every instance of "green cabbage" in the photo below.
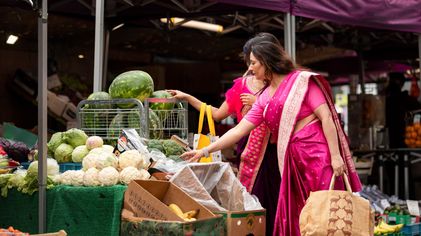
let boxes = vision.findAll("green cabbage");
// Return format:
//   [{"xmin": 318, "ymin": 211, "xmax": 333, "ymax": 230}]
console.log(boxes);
[
  {"xmin": 63, "ymin": 128, "xmax": 88, "ymax": 148},
  {"xmin": 71, "ymin": 145, "xmax": 89, "ymax": 162},
  {"xmin": 47, "ymin": 132, "xmax": 64, "ymax": 156},
  {"xmin": 54, "ymin": 143, "xmax": 74, "ymax": 163}
]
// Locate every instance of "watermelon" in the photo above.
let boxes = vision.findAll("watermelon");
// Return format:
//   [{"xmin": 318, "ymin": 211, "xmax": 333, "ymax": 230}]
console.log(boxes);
[
  {"xmin": 86, "ymin": 91, "xmax": 112, "ymax": 109},
  {"xmin": 108, "ymin": 109, "xmax": 162, "ymax": 139},
  {"xmin": 149, "ymin": 90, "xmax": 175, "ymax": 110},
  {"xmin": 108, "ymin": 70, "xmax": 154, "ymax": 108},
  {"xmin": 83, "ymin": 92, "xmax": 112, "ymax": 130}
]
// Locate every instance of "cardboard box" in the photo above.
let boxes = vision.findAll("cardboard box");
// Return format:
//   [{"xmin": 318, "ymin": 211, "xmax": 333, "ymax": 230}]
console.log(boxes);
[
  {"xmin": 216, "ymin": 210, "xmax": 266, "ymax": 236},
  {"xmin": 62, "ymin": 102, "xmax": 77, "ymax": 121},
  {"xmin": 122, "ymin": 180, "xmax": 225, "ymax": 235},
  {"xmin": 47, "ymin": 91, "xmax": 68, "ymax": 117}
]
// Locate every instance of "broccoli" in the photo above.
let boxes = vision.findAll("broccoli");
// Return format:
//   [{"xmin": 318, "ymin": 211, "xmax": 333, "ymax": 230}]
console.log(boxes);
[
  {"xmin": 147, "ymin": 139, "xmax": 164, "ymax": 153},
  {"xmin": 161, "ymin": 140, "xmax": 184, "ymax": 156}
]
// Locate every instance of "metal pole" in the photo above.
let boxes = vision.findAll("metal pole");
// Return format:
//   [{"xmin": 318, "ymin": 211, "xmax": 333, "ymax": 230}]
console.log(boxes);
[
  {"xmin": 37, "ymin": 0, "xmax": 48, "ymax": 233},
  {"xmin": 358, "ymin": 51, "xmax": 366, "ymax": 94},
  {"xmin": 394, "ymin": 154, "xmax": 399, "ymax": 196},
  {"xmin": 379, "ymin": 154, "xmax": 384, "ymax": 191},
  {"xmin": 291, "ymin": 15, "xmax": 296, "ymax": 62},
  {"xmin": 418, "ymin": 35, "xmax": 421, "ymax": 78},
  {"xmin": 102, "ymin": 29, "xmax": 110, "ymax": 91},
  {"xmin": 404, "ymin": 154, "xmax": 409, "ymax": 199},
  {"xmin": 93, "ymin": 0, "xmax": 104, "ymax": 92},
  {"xmin": 284, "ymin": 13, "xmax": 291, "ymax": 56}
]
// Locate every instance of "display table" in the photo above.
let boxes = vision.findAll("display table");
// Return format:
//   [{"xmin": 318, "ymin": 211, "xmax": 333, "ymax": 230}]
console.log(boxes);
[
  {"xmin": 353, "ymin": 148, "xmax": 421, "ymax": 199},
  {"xmin": 0, "ymin": 185, "xmax": 127, "ymax": 235}
]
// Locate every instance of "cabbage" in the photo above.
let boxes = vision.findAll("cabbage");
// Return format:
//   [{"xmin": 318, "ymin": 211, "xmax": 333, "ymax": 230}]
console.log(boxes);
[
  {"xmin": 63, "ymin": 128, "xmax": 88, "ymax": 148},
  {"xmin": 86, "ymin": 136, "xmax": 103, "ymax": 150},
  {"xmin": 47, "ymin": 132, "xmax": 64, "ymax": 155},
  {"xmin": 27, "ymin": 158, "xmax": 60, "ymax": 177},
  {"xmin": 98, "ymin": 167, "xmax": 119, "ymax": 186},
  {"xmin": 54, "ymin": 143, "xmax": 74, "ymax": 163},
  {"xmin": 7, "ymin": 170, "xmax": 26, "ymax": 190},
  {"xmin": 71, "ymin": 145, "xmax": 89, "ymax": 162}
]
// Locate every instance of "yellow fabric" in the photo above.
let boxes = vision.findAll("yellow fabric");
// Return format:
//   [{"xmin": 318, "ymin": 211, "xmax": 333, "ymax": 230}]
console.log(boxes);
[{"xmin": 195, "ymin": 103, "xmax": 212, "ymax": 162}]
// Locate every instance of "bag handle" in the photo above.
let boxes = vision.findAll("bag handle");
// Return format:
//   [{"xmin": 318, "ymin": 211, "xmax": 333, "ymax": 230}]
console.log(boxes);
[
  {"xmin": 329, "ymin": 173, "xmax": 352, "ymax": 193},
  {"xmin": 198, "ymin": 103, "xmax": 207, "ymax": 133},
  {"xmin": 206, "ymin": 105, "xmax": 216, "ymax": 136}
]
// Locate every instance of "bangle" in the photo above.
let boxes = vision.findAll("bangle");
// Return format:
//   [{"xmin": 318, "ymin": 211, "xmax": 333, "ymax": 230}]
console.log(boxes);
[{"xmin": 201, "ymin": 147, "xmax": 209, "ymax": 157}]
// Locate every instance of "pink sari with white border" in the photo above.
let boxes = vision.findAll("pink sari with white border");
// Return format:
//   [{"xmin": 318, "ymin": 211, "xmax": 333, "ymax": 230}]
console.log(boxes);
[{"xmin": 264, "ymin": 71, "xmax": 362, "ymax": 236}]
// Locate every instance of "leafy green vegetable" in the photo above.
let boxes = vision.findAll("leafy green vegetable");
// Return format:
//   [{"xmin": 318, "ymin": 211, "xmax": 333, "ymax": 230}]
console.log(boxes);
[{"xmin": 63, "ymin": 128, "xmax": 88, "ymax": 148}]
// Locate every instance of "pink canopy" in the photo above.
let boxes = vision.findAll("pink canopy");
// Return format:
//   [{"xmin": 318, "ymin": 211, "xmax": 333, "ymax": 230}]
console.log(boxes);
[{"xmin": 216, "ymin": 0, "xmax": 421, "ymax": 33}]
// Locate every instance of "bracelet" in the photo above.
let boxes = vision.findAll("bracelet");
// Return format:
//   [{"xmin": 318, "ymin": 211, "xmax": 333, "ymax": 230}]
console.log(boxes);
[{"xmin": 201, "ymin": 147, "xmax": 209, "ymax": 157}]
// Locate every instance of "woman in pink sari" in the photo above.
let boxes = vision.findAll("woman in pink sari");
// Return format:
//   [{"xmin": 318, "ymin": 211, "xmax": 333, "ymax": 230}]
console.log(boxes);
[{"xmin": 182, "ymin": 41, "xmax": 362, "ymax": 236}]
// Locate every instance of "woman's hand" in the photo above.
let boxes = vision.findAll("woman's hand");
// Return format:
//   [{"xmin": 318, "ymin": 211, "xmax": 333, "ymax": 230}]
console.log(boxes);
[
  {"xmin": 167, "ymin": 90, "xmax": 189, "ymax": 100},
  {"xmin": 331, "ymin": 154, "xmax": 346, "ymax": 176},
  {"xmin": 180, "ymin": 149, "xmax": 204, "ymax": 162},
  {"xmin": 240, "ymin": 93, "xmax": 256, "ymax": 106}
]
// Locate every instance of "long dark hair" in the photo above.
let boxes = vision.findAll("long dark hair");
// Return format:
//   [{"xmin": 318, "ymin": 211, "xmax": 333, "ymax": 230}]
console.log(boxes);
[
  {"xmin": 250, "ymin": 41, "xmax": 297, "ymax": 83},
  {"xmin": 243, "ymin": 32, "xmax": 281, "ymax": 65}
]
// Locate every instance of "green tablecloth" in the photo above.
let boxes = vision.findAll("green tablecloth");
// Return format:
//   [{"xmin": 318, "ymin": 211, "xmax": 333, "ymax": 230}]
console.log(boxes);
[{"xmin": 0, "ymin": 185, "xmax": 127, "ymax": 235}]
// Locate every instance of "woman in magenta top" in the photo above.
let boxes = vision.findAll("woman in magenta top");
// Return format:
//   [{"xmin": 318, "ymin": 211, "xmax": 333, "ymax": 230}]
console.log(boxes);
[{"xmin": 182, "ymin": 41, "xmax": 362, "ymax": 236}]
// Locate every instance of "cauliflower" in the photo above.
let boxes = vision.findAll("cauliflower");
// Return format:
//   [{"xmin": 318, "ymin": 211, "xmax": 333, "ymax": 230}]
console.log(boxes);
[
  {"xmin": 70, "ymin": 170, "xmax": 85, "ymax": 186},
  {"xmin": 51, "ymin": 174, "xmax": 61, "ymax": 184},
  {"xmin": 60, "ymin": 170, "xmax": 75, "ymax": 185},
  {"xmin": 83, "ymin": 167, "xmax": 100, "ymax": 186},
  {"xmin": 119, "ymin": 167, "xmax": 150, "ymax": 185},
  {"xmin": 98, "ymin": 167, "xmax": 119, "ymax": 186},
  {"xmin": 118, "ymin": 150, "xmax": 144, "ymax": 170},
  {"xmin": 86, "ymin": 136, "xmax": 104, "ymax": 150},
  {"xmin": 72, "ymin": 145, "xmax": 89, "ymax": 162},
  {"xmin": 95, "ymin": 153, "xmax": 118, "ymax": 170},
  {"xmin": 102, "ymin": 145, "xmax": 115, "ymax": 153},
  {"xmin": 82, "ymin": 153, "xmax": 98, "ymax": 170},
  {"xmin": 89, "ymin": 147, "xmax": 105, "ymax": 156}
]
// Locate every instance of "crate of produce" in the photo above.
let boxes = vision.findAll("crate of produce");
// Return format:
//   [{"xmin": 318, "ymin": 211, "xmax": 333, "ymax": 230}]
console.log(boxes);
[
  {"xmin": 76, "ymin": 98, "xmax": 147, "ymax": 145},
  {"xmin": 144, "ymin": 98, "xmax": 188, "ymax": 140},
  {"xmin": 21, "ymin": 162, "xmax": 81, "ymax": 173},
  {"xmin": 401, "ymin": 223, "xmax": 421, "ymax": 236}
]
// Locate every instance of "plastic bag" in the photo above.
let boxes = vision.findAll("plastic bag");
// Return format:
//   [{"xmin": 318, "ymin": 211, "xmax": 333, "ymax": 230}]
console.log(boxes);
[{"xmin": 170, "ymin": 162, "xmax": 263, "ymax": 212}]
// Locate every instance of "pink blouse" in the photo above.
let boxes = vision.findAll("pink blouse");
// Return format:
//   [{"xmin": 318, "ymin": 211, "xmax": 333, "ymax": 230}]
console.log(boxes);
[
  {"xmin": 245, "ymin": 79, "xmax": 327, "ymax": 128},
  {"xmin": 225, "ymin": 77, "xmax": 253, "ymax": 122}
]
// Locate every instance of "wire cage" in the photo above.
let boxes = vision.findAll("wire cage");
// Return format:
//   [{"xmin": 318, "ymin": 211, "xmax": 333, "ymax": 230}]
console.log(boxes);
[
  {"xmin": 76, "ymin": 98, "xmax": 147, "ymax": 145},
  {"xmin": 144, "ymin": 98, "xmax": 188, "ymax": 141}
]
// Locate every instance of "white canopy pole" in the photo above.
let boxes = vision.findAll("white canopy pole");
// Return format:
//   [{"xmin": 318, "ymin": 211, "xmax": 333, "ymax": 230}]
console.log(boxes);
[
  {"xmin": 93, "ymin": 0, "xmax": 105, "ymax": 92},
  {"xmin": 37, "ymin": 0, "xmax": 48, "ymax": 232}
]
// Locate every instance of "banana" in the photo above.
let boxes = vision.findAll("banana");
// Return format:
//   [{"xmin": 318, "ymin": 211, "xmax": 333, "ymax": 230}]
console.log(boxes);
[
  {"xmin": 183, "ymin": 210, "xmax": 199, "ymax": 219},
  {"xmin": 379, "ymin": 220, "xmax": 403, "ymax": 233},
  {"xmin": 168, "ymin": 203, "xmax": 185, "ymax": 219}
]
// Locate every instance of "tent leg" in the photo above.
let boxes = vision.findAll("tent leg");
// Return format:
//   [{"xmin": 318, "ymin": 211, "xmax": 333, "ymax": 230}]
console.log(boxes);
[
  {"xmin": 93, "ymin": 0, "xmax": 104, "ymax": 92},
  {"xmin": 284, "ymin": 13, "xmax": 296, "ymax": 62},
  {"xmin": 37, "ymin": 0, "xmax": 48, "ymax": 233}
]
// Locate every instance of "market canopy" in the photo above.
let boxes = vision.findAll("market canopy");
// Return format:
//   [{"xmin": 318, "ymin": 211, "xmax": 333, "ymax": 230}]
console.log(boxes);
[{"xmin": 216, "ymin": 0, "xmax": 421, "ymax": 33}]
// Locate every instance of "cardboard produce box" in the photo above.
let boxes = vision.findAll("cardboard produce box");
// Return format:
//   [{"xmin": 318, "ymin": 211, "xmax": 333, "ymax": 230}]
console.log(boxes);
[
  {"xmin": 170, "ymin": 163, "xmax": 266, "ymax": 236},
  {"xmin": 122, "ymin": 180, "xmax": 225, "ymax": 235},
  {"xmin": 216, "ymin": 210, "xmax": 266, "ymax": 236}
]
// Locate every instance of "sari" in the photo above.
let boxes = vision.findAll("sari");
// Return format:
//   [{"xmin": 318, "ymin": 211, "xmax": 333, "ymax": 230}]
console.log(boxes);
[{"xmin": 250, "ymin": 70, "xmax": 361, "ymax": 236}]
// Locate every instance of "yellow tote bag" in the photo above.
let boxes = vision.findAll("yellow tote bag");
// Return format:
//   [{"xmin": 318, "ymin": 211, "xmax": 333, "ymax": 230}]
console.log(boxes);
[{"xmin": 193, "ymin": 103, "xmax": 222, "ymax": 162}]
